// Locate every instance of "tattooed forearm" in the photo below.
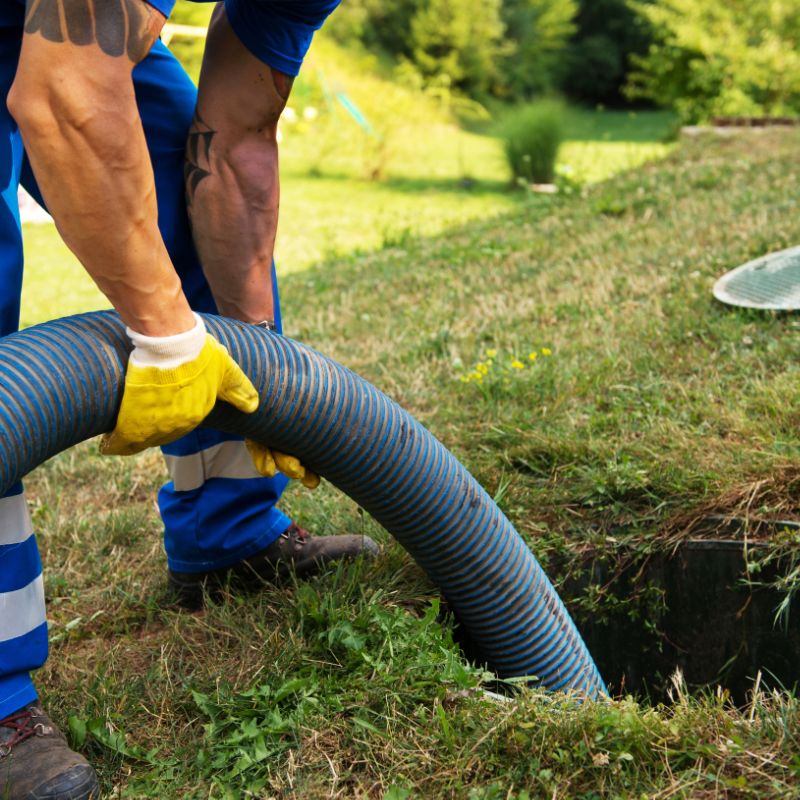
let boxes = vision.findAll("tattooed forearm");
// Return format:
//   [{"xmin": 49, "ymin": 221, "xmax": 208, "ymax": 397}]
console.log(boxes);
[
  {"xmin": 184, "ymin": 113, "xmax": 216, "ymax": 212},
  {"xmin": 24, "ymin": 0, "xmax": 158, "ymax": 62}
]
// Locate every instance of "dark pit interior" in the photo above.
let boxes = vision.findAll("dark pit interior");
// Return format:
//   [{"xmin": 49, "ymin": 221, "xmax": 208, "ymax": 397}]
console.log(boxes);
[
  {"xmin": 449, "ymin": 532, "xmax": 800, "ymax": 704},
  {"xmin": 568, "ymin": 539, "xmax": 800, "ymax": 703}
]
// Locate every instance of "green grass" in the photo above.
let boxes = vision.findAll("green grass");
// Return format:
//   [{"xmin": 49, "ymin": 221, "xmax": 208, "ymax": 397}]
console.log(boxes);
[
  {"xmin": 19, "ymin": 101, "xmax": 674, "ymax": 325},
  {"xmin": 20, "ymin": 15, "xmax": 675, "ymax": 311},
  {"xmin": 19, "ymin": 224, "xmax": 105, "ymax": 328},
  {"xmin": 18, "ymin": 17, "xmax": 674, "ymax": 318},
  {"xmin": 17, "ymin": 129, "xmax": 800, "ymax": 797}
]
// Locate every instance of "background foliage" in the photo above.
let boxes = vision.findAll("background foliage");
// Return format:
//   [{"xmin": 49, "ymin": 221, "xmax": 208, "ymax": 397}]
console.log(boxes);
[
  {"xmin": 172, "ymin": 0, "xmax": 797, "ymax": 122},
  {"xmin": 327, "ymin": 0, "xmax": 579, "ymax": 99},
  {"xmin": 626, "ymin": 0, "xmax": 800, "ymax": 122},
  {"xmin": 563, "ymin": 0, "xmax": 653, "ymax": 105},
  {"xmin": 500, "ymin": 0, "xmax": 578, "ymax": 98}
]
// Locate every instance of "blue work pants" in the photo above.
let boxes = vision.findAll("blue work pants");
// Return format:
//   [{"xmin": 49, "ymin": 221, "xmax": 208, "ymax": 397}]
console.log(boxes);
[{"xmin": 0, "ymin": 28, "xmax": 290, "ymax": 719}]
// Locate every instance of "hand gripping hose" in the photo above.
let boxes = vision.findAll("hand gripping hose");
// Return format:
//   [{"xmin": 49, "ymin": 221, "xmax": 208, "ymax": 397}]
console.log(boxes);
[{"xmin": 0, "ymin": 312, "xmax": 606, "ymax": 697}]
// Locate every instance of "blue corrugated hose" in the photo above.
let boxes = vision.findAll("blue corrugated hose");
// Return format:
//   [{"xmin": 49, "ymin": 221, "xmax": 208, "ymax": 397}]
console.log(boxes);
[{"xmin": 0, "ymin": 312, "xmax": 606, "ymax": 697}]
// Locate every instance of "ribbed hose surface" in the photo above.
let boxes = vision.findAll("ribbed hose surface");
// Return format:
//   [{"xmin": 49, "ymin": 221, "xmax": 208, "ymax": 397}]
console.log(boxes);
[{"xmin": 0, "ymin": 312, "xmax": 606, "ymax": 697}]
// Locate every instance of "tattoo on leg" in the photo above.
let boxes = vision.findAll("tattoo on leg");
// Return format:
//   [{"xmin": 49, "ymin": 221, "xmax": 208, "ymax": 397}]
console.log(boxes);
[
  {"xmin": 24, "ymin": 0, "xmax": 157, "ymax": 62},
  {"xmin": 184, "ymin": 114, "xmax": 217, "ymax": 213}
]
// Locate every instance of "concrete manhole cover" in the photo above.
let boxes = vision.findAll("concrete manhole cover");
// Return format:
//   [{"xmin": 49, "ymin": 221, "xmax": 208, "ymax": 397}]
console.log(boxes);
[{"xmin": 713, "ymin": 245, "xmax": 800, "ymax": 310}]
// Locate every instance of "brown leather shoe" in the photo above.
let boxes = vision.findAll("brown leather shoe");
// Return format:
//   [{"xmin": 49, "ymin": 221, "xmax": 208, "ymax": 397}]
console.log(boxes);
[
  {"xmin": 168, "ymin": 523, "xmax": 381, "ymax": 609},
  {"xmin": 0, "ymin": 704, "xmax": 99, "ymax": 800}
]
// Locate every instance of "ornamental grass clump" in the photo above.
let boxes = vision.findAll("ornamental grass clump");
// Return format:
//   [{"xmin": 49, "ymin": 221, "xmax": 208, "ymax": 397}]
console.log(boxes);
[{"xmin": 501, "ymin": 100, "xmax": 565, "ymax": 185}]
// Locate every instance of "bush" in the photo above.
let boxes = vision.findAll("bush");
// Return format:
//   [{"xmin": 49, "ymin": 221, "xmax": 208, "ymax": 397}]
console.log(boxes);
[
  {"xmin": 563, "ymin": 0, "xmax": 653, "ymax": 105},
  {"xmin": 501, "ymin": 0, "xmax": 578, "ymax": 98},
  {"xmin": 328, "ymin": 0, "xmax": 423, "ymax": 55},
  {"xmin": 626, "ymin": 0, "xmax": 800, "ymax": 123},
  {"xmin": 326, "ymin": 0, "xmax": 578, "ymax": 102},
  {"xmin": 501, "ymin": 101, "xmax": 565, "ymax": 184},
  {"xmin": 410, "ymin": 0, "xmax": 508, "ymax": 96}
]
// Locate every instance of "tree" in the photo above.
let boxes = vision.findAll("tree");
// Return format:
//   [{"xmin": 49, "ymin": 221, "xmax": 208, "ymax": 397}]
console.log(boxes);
[
  {"xmin": 501, "ymin": 0, "xmax": 578, "ymax": 98},
  {"xmin": 326, "ymin": 0, "xmax": 423, "ymax": 56},
  {"xmin": 627, "ymin": 0, "xmax": 800, "ymax": 122},
  {"xmin": 325, "ymin": 0, "xmax": 582, "ymax": 102},
  {"xmin": 409, "ymin": 0, "xmax": 508, "ymax": 95},
  {"xmin": 563, "ymin": 0, "xmax": 653, "ymax": 105}
]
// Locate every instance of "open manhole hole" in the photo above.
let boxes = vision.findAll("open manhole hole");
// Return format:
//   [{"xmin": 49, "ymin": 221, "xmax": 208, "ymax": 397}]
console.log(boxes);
[
  {"xmin": 448, "ymin": 521, "xmax": 800, "ymax": 703},
  {"xmin": 713, "ymin": 245, "xmax": 800, "ymax": 310}
]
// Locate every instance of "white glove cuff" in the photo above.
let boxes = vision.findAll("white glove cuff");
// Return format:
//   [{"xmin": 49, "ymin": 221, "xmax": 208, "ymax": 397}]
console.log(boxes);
[{"xmin": 127, "ymin": 313, "xmax": 207, "ymax": 369}]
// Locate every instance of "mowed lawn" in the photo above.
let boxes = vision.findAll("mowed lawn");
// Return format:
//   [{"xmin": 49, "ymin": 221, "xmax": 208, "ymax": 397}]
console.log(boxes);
[
  {"xmin": 17, "ymin": 129, "xmax": 800, "ymax": 798},
  {"xmin": 18, "ymin": 107, "xmax": 673, "ymax": 327}
]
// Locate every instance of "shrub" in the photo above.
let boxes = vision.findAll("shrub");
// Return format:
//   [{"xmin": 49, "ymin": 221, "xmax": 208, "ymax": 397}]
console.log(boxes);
[
  {"xmin": 501, "ymin": 0, "xmax": 578, "ymax": 98},
  {"xmin": 563, "ymin": 0, "xmax": 653, "ymax": 105},
  {"xmin": 501, "ymin": 101, "xmax": 565, "ymax": 184},
  {"xmin": 326, "ymin": 0, "xmax": 579, "ymax": 102},
  {"xmin": 410, "ymin": 0, "xmax": 508, "ymax": 96},
  {"xmin": 626, "ymin": 0, "xmax": 800, "ymax": 123}
]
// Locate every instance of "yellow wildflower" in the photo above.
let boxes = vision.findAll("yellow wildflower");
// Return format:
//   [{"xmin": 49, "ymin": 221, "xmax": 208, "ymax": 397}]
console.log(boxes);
[
  {"xmin": 528, "ymin": 352, "xmax": 538, "ymax": 361},
  {"xmin": 511, "ymin": 359, "xmax": 525, "ymax": 370},
  {"xmin": 541, "ymin": 347, "xmax": 552, "ymax": 356},
  {"xmin": 476, "ymin": 363, "xmax": 489, "ymax": 375},
  {"xmin": 486, "ymin": 348, "xmax": 497, "ymax": 358}
]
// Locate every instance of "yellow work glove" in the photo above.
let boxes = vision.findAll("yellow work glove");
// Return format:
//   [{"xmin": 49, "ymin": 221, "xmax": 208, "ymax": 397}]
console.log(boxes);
[
  {"xmin": 245, "ymin": 441, "xmax": 320, "ymax": 490},
  {"xmin": 101, "ymin": 314, "xmax": 259, "ymax": 456}
]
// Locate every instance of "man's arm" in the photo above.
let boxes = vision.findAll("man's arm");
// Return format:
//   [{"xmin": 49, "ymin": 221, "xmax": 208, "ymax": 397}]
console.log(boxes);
[
  {"xmin": 184, "ymin": 5, "xmax": 322, "ymax": 487},
  {"xmin": 8, "ymin": 0, "xmax": 195, "ymax": 337},
  {"xmin": 184, "ymin": 4, "xmax": 293, "ymax": 326},
  {"xmin": 9, "ymin": 0, "xmax": 260, "ymax": 457}
]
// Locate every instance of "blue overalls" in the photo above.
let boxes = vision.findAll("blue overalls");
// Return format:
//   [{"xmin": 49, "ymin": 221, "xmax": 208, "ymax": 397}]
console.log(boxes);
[{"xmin": 0, "ymin": 0, "xmax": 340, "ymax": 720}]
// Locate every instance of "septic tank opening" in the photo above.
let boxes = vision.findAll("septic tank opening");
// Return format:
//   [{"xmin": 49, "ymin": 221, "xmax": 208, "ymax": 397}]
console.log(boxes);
[{"xmin": 447, "ymin": 524, "xmax": 800, "ymax": 704}]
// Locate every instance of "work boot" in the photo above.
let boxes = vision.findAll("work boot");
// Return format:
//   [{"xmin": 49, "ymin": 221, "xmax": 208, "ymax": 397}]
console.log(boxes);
[
  {"xmin": 168, "ymin": 523, "xmax": 381, "ymax": 609},
  {"xmin": 0, "ymin": 704, "xmax": 99, "ymax": 800}
]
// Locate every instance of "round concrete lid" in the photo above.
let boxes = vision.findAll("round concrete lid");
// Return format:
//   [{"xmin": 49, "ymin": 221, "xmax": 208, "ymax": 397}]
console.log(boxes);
[{"xmin": 713, "ymin": 245, "xmax": 800, "ymax": 310}]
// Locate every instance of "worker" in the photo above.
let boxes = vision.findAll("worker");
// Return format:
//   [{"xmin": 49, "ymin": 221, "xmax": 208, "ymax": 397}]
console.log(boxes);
[{"xmin": 0, "ymin": 2, "xmax": 378, "ymax": 797}]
